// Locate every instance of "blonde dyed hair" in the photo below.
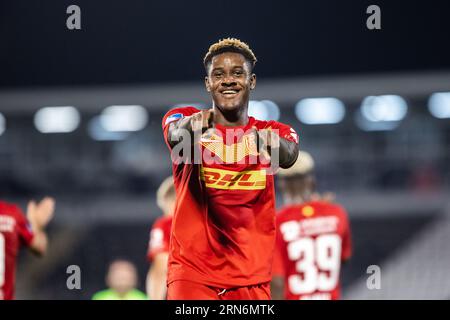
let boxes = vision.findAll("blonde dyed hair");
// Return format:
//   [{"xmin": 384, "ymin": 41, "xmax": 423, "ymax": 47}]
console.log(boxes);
[{"xmin": 203, "ymin": 37, "xmax": 257, "ymax": 69}]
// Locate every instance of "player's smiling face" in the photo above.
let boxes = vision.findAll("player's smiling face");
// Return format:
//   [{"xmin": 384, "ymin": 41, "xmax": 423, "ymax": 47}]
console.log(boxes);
[{"xmin": 205, "ymin": 52, "xmax": 256, "ymax": 113}]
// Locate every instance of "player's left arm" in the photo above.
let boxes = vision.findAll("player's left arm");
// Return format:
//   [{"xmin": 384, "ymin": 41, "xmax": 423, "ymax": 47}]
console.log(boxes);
[
  {"xmin": 258, "ymin": 123, "xmax": 299, "ymax": 169},
  {"xmin": 277, "ymin": 138, "xmax": 299, "ymax": 169}
]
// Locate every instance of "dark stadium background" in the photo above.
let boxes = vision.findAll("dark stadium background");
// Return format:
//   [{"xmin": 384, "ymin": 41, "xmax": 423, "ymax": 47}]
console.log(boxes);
[{"xmin": 1, "ymin": 0, "xmax": 449, "ymax": 299}]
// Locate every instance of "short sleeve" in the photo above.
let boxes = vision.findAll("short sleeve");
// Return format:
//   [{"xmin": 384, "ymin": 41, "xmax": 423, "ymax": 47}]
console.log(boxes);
[{"xmin": 267, "ymin": 121, "xmax": 299, "ymax": 144}]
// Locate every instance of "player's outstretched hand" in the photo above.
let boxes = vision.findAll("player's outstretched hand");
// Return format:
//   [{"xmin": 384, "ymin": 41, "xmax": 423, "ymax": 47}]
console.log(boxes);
[
  {"xmin": 191, "ymin": 109, "xmax": 214, "ymax": 133},
  {"xmin": 252, "ymin": 126, "xmax": 280, "ymax": 159},
  {"xmin": 167, "ymin": 109, "xmax": 215, "ymax": 148},
  {"xmin": 27, "ymin": 197, "xmax": 55, "ymax": 230}
]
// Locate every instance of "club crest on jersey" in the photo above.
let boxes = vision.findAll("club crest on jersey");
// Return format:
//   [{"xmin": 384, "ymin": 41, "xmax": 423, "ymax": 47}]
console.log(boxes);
[
  {"xmin": 200, "ymin": 167, "xmax": 266, "ymax": 190},
  {"xmin": 164, "ymin": 113, "xmax": 184, "ymax": 125}
]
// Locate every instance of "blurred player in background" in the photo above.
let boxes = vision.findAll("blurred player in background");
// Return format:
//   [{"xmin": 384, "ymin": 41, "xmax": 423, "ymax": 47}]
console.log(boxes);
[
  {"xmin": 162, "ymin": 38, "xmax": 299, "ymax": 300},
  {"xmin": 271, "ymin": 151, "xmax": 352, "ymax": 300},
  {"xmin": 146, "ymin": 176, "xmax": 175, "ymax": 299},
  {"xmin": 0, "ymin": 197, "xmax": 55, "ymax": 300},
  {"xmin": 92, "ymin": 259, "xmax": 147, "ymax": 300}
]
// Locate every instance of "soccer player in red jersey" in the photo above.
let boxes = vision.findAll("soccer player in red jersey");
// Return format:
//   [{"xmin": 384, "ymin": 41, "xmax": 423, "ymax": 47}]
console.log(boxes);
[
  {"xmin": 161, "ymin": 38, "xmax": 299, "ymax": 300},
  {"xmin": 146, "ymin": 176, "xmax": 175, "ymax": 299},
  {"xmin": 271, "ymin": 151, "xmax": 352, "ymax": 300},
  {"xmin": 0, "ymin": 197, "xmax": 55, "ymax": 300}
]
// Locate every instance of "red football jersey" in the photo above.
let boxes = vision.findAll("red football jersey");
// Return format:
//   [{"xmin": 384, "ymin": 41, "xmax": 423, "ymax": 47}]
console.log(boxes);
[
  {"xmin": 147, "ymin": 215, "xmax": 173, "ymax": 262},
  {"xmin": 0, "ymin": 201, "xmax": 34, "ymax": 300},
  {"xmin": 272, "ymin": 201, "xmax": 352, "ymax": 300},
  {"xmin": 162, "ymin": 106, "xmax": 299, "ymax": 289}
]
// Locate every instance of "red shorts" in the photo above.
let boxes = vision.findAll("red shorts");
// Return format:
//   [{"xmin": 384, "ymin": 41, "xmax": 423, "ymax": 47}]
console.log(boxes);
[{"xmin": 167, "ymin": 280, "xmax": 271, "ymax": 300}]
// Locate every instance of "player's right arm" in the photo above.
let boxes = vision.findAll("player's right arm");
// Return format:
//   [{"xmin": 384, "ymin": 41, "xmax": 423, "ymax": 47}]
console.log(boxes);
[
  {"xmin": 25, "ymin": 197, "xmax": 55, "ymax": 256},
  {"xmin": 164, "ymin": 108, "xmax": 214, "ymax": 148}
]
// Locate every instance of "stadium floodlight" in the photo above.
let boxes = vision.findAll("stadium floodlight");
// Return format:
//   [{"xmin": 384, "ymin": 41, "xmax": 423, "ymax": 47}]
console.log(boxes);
[
  {"xmin": 295, "ymin": 98, "xmax": 346, "ymax": 124},
  {"xmin": 0, "ymin": 112, "xmax": 5, "ymax": 136},
  {"xmin": 360, "ymin": 95, "xmax": 408, "ymax": 122},
  {"xmin": 355, "ymin": 95, "xmax": 407, "ymax": 131},
  {"xmin": 34, "ymin": 106, "xmax": 80, "ymax": 133},
  {"xmin": 355, "ymin": 112, "xmax": 401, "ymax": 131},
  {"xmin": 428, "ymin": 92, "xmax": 450, "ymax": 119},
  {"xmin": 100, "ymin": 105, "xmax": 148, "ymax": 132},
  {"xmin": 88, "ymin": 116, "xmax": 129, "ymax": 141},
  {"xmin": 248, "ymin": 100, "xmax": 280, "ymax": 121}
]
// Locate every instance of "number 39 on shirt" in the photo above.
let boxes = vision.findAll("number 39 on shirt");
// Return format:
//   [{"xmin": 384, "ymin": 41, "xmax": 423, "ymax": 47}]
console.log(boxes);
[{"xmin": 286, "ymin": 234, "xmax": 342, "ymax": 295}]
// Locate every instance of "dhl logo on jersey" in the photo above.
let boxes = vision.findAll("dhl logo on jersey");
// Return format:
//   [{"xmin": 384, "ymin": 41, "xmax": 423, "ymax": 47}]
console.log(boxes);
[
  {"xmin": 200, "ymin": 132, "xmax": 258, "ymax": 164},
  {"xmin": 200, "ymin": 167, "xmax": 266, "ymax": 190}
]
